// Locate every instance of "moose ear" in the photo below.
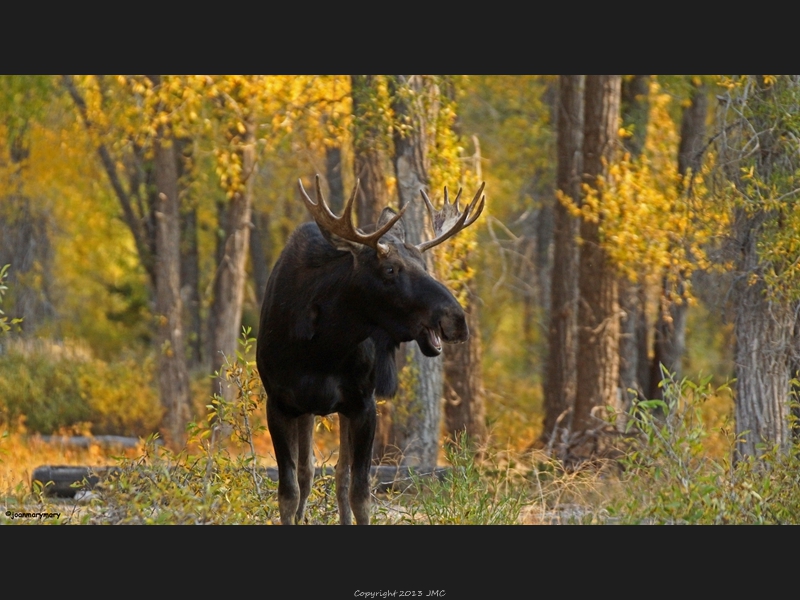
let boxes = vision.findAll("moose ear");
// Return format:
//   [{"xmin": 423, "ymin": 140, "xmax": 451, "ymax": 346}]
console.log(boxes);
[{"xmin": 376, "ymin": 207, "xmax": 405, "ymax": 243}]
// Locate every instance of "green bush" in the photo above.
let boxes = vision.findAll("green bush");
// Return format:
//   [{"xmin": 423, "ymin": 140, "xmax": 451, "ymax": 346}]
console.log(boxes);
[
  {"xmin": 610, "ymin": 371, "xmax": 800, "ymax": 524},
  {"xmin": 0, "ymin": 342, "xmax": 161, "ymax": 436}
]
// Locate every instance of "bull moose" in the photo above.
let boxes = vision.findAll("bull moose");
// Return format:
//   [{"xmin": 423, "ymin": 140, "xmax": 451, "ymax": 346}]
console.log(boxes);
[{"xmin": 256, "ymin": 174, "xmax": 485, "ymax": 524}]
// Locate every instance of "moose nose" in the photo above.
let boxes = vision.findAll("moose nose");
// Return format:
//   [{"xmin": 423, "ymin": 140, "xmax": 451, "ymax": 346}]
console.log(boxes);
[{"xmin": 439, "ymin": 305, "xmax": 469, "ymax": 343}]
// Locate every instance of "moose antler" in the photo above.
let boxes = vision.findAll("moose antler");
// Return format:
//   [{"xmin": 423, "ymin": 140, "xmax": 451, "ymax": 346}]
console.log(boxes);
[
  {"xmin": 299, "ymin": 175, "xmax": 407, "ymax": 257},
  {"xmin": 416, "ymin": 182, "xmax": 486, "ymax": 253}
]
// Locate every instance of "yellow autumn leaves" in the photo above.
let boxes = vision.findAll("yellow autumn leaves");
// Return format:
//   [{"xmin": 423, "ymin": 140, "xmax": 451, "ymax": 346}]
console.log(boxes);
[{"xmin": 564, "ymin": 82, "xmax": 727, "ymax": 289}]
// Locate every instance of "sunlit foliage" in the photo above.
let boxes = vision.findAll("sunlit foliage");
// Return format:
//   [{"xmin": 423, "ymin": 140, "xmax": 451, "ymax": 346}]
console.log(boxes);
[{"xmin": 569, "ymin": 80, "xmax": 726, "ymax": 291}]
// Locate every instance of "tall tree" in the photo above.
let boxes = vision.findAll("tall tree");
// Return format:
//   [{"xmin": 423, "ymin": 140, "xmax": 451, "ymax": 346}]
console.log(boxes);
[
  {"xmin": 152, "ymin": 113, "xmax": 192, "ymax": 447},
  {"xmin": 208, "ymin": 77, "xmax": 259, "ymax": 402},
  {"xmin": 64, "ymin": 75, "xmax": 194, "ymax": 448},
  {"xmin": 648, "ymin": 79, "xmax": 708, "ymax": 400},
  {"xmin": 572, "ymin": 75, "xmax": 622, "ymax": 457},
  {"xmin": 351, "ymin": 75, "xmax": 389, "ymax": 227},
  {"xmin": 714, "ymin": 75, "xmax": 800, "ymax": 461},
  {"xmin": 618, "ymin": 75, "xmax": 651, "ymax": 406},
  {"xmin": 541, "ymin": 75, "xmax": 584, "ymax": 450},
  {"xmin": 0, "ymin": 76, "xmax": 56, "ymax": 333},
  {"xmin": 384, "ymin": 75, "xmax": 443, "ymax": 468},
  {"xmin": 178, "ymin": 139, "xmax": 203, "ymax": 369},
  {"xmin": 349, "ymin": 75, "xmax": 395, "ymax": 461},
  {"xmin": 443, "ymin": 145, "xmax": 488, "ymax": 453}
]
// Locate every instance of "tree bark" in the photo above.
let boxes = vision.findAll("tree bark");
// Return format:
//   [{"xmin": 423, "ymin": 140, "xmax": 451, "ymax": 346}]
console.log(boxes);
[
  {"xmin": 210, "ymin": 116, "xmax": 256, "ymax": 402},
  {"xmin": 618, "ymin": 76, "xmax": 651, "ymax": 407},
  {"xmin": 733, "ymin": 209, "xmax": 795, "ymax": 459},
  {"xmin": 351, "ymin": 75, "xmax": 389, "ymax": 228},
  {"xmin": 443, "ymin": 135, "xmax": 488, "ymax": 453},
  {"xmin": 716, "ymin": 76, "xmax": 800, "ymax": 461},
  {"xmin": 177, "ymin": 135, "xmax": 202, "ymax": 372},
  {"xmin": 443, "ymin": 286, "xmax": 487, "ymax": 451},
  {"xmin": 325, "ymin": 145, "xmax": 344, "ymax": 214},
  {"xmin": 350, "ymin": 75, "xmax": 396, "ymax": 462},
  {"xmin": 179, "ymin": 202, "xmax": 202, "ymax": 369},
  {"xmin": 0, "ymin": 115, "xmax": 55, "ymax": 332},
  {"xmin": 573, "ymin": 75, "xmax": 622, "ymax": 456},
  {"xmin": 383, "ymin": 75, "xmax": 442, "ymax": 469},
  {"xmin": 249, "ymin": 207, "xmax": 271, "ymax": 312},
  {"xmin": 153, "ymin": 132, "xmax": 192, "ymax": 449},
  {"xmin": 541, "ymin": 75, "xmax": 584, "ymax": 449}
]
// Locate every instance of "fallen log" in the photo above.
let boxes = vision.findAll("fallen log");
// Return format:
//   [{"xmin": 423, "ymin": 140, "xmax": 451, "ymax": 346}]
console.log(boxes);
[{"xmin": 32, "ymin": 465, "xmax": 456, "ymax": 497}]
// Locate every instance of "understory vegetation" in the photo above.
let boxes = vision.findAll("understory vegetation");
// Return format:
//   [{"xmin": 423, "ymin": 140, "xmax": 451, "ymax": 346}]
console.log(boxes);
[{"xmin": 4, "ymin": 332, "xmax": 800, "ymax": 525}]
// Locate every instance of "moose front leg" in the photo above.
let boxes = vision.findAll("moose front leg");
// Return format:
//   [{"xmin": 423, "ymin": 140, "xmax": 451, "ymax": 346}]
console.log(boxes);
[
  {"xmin": 347, "ymin": 403, "xmax": 376, "ymax": 525},
  {"xmin": 335, "ymin": 415, "xmax": 353, "ymax": 525},
  {"xmin": 267, "ymin": 399, "xmax": 301, "ymax": 525},
  {"xmin": 295, "ymin": 413, "xmax": 315, "ymax": 523}
]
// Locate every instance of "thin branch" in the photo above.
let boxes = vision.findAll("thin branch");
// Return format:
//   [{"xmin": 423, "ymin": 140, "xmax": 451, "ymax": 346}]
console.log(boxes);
[{"xmin": 62, "ymin": 75, "xmax": 155, "ymax": 283}]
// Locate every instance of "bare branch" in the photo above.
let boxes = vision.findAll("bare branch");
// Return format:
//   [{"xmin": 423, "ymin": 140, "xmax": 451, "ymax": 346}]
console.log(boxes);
[{"xmin": 62, "ymin": 75, "xmax": 155, "ymax": 283}]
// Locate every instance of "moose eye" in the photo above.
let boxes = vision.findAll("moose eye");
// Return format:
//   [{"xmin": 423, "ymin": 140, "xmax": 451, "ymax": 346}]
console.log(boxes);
[{"xmin": 383, "ymin": 264, "xmax": 400, "ymax": 281}]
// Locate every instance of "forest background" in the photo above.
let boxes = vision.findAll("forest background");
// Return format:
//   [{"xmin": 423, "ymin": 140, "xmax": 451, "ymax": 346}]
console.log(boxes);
[{"xmin": 2, "ymin": 75, "xmax": 799, "ymax": 524}]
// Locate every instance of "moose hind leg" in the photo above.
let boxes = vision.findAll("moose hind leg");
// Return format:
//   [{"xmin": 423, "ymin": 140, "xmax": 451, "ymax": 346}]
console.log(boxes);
[
  {"xmin": 295, "ymin": 413, "xmax": 315, "ymax": 523},
  {"xmin": 335, "ymin": 415, "xmax": 353, "ymax": 525},
  {"xmin": 267, "ymin": 399, "xmax": 300, "ymax": 524}
]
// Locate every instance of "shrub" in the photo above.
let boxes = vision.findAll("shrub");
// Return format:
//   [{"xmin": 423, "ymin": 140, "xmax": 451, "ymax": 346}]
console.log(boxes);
[
  {"xmin": 392, "ymin": 433, "xmax": 526, "ymax": 524},
  {"xmin": 0, "ymin": 340, "xmax": 161, "ymax": 436},
  {"xmin": 610, "ymin": 371, "xmax": 800, "ymax": 524}
]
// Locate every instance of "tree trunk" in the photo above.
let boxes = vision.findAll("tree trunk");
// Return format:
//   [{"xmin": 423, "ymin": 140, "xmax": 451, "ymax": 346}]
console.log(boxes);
[
  {"xmin": 715, "ymin": 76, "xmax": 800, "ymax": 461},
  {"xmin": 733, "ymin": 209, "xmax": 795, "ymax": 459},
  {"xmin": 443, "ymin": 135, "xmax": 488, "ymax": 453},
  {"xmin": 649, "ymin": 81, "xmax": 708, "ymax": 400},
  {"xmin": 180, "ymin": 202, "xmax": 202, "ymax": 369},
  {"xmin": 249, "ymin": 207, "xmax": 271, "ymax": 312},
  {"xmin": 351, "ymin": 75, "xmax": 388, "ymax": 228},
  {"xmin": 443, "ymin": 286, "xmax": 487, "ymax": 451},
  {"xmin": 573, "ymin": 75, "xmax": 622, "ymax": 457},
  {"xmin": 325, "ymin": 145, "xmax": 344, "ymax": 214},
  {"xmin": 384, "ymin": 75, "xmax": 442, "ymax": 469},
  {"xmin": 210, "ymin": 117, "xmax": 256, "ymax": 402},
  {"xmin": 176, "ymin": 138, "xmax": 202, "ymax": 370},
  {"xmin": 65, "ymin": 75, "xmax": 193, "ymax": 447},
  {"xmin": 541, "ymin": 75, "xmax": 584, "ymax": 449},
  {"xmin": 350, "ymin": 75, "xmax": 396, "ymax": 462},
  {"xmin": 0, "ymin": 120, "xmax": 54, "ymax": 333},
  {"xmin": 618, "ymin": 76, "xmax": 651, "ymax": 407},
  {"xmin": 153, "ymin": 132, "xmax": 192, "ymax": 449}
]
